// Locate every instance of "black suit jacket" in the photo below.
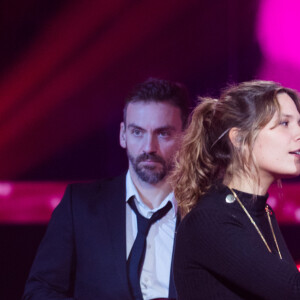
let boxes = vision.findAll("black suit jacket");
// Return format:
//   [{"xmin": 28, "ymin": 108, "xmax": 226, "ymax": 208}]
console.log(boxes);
[{"xmin": 23, "ymin": 175, "xmax": 177, "ymax": 300}]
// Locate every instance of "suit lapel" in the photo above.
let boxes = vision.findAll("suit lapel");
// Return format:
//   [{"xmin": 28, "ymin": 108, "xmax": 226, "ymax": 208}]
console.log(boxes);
[
  {"xmin": 96, "ymin": 175, "xmax": 180, "ymax": 299},
  {"xmin": 99, "ymin": 175, "xmax": 131, "ymax": 297},
  {"xmin": 168, "ymin": 211, "xmax": 181, "ymax": 298}
]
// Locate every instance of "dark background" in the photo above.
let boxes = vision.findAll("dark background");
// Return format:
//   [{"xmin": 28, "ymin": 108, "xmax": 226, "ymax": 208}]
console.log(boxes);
[
  {"xmin": 0, "ymin": 1, "xmax": 299, "ymax": 299},
  {"xmin": 0, "ymin": 0, "xmax": 261, "ymax": 182}
]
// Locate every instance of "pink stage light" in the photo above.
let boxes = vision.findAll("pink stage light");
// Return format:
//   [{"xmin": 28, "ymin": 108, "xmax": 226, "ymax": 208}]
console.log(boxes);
[
  {"xmin": 0, "ymin": 182, "xmax": 67, "ymax": 224},
  {"xmin": 256, "ymin": 0, "xmax": 300, "ymax": 89},
  {"xmin": 0, "ymin": 182, "xmax": 299, "ymax": 224},
  {"xmin": 257, "ymin": 0, "xmax": 300, "ymax": 67},
  {"xmin": 0, "ymin": 183, "xmax": 13, "ymax": 196}
]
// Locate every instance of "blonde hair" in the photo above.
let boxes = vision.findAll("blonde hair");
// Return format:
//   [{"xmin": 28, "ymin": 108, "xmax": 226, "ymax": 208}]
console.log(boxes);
[{"xmin": 172, "ymin": 80, "xmax": 300, "ymax": 217}]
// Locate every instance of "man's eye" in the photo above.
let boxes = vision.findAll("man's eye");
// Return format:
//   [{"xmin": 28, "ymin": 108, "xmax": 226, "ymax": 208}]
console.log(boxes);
[
  {"xmin": 132, "ymin": 129, "xmax": 142, "ymax": 136},
  {"xmin": 159, "ymin": 131, "xmax": 170, "ymax": 137}
]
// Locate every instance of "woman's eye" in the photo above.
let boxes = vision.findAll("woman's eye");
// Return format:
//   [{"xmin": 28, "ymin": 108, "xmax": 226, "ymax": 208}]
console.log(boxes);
[{"xmin": 279, "ymin": 121, "xmax": 289, "ymax": 127}]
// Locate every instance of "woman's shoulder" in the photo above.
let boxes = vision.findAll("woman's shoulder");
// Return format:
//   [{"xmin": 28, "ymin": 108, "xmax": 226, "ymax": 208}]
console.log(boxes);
[
  {"xmin": 179, "ymin": 184, "xmax": 242, "ymax": 231},
  {"xmin": 193, "ymin": 183, "xmax": 234, "ymax": 214}
]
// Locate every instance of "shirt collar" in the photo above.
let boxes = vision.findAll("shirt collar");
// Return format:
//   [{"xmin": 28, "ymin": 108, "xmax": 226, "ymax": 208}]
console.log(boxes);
[{"xmin": 125, "ymin": 170, "xmax": 177, "ymax": 218}]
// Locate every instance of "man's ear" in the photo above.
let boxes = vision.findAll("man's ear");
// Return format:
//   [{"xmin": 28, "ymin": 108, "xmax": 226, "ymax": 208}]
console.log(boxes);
[
  {"xmin": 229, "ymin": 127, "xmax": 242, "ymax": 148},
  {"xmin": 119, "ymin": 122, "xmax": 127, "ymax": 149}
]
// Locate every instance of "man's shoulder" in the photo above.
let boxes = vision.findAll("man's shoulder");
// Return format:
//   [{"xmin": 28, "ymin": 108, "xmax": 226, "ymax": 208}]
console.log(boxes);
[{"xmin": 66, "ymin": 173, "xmax": 126, "ymax": 199}]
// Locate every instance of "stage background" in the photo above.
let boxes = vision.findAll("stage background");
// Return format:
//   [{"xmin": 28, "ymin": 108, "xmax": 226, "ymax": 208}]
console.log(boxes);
[{"xmin": 0, "ymin": 0, "xmax": 299, "ymax": 299}]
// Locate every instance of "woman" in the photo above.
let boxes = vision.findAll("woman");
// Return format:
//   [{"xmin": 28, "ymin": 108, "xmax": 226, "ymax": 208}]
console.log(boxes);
[{"xmin": 172, "ymin": 80, "xmax": 300, "ymax": 299}]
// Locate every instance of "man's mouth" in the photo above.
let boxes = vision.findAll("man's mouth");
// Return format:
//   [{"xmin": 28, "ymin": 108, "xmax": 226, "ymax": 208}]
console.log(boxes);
[
  {"xmin": 140, "ymin": 160, "xmax": 161, "ymax": 165},
  {"xmin": 136, "ymin": 153, "xmax": 165, "ymax": 165}
]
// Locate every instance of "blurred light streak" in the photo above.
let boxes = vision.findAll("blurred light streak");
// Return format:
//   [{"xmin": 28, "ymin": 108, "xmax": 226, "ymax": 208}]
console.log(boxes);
[
  {"xmin": 0, "ymin": 181, "xmax": 299, "ymax": 224},
  {"xmin": 0, "ymin": 182, "xmax": 67, "ymax": 224},
  {"xmin": 0, "ymin": 0, "xmax": 196, "ymax": 178},
  {"xmin": 0, "ymin": 0, "xmax": 127, "ymax": 120}
]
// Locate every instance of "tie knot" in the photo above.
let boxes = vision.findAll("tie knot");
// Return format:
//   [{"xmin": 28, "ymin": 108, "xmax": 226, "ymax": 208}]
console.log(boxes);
[{"xmin": 128, "ymin": 197, "xmax": 172, "ymax": 235}]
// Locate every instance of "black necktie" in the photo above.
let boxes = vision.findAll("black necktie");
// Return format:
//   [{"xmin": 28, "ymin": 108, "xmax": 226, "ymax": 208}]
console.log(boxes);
[{"xmin": 127, "ymin": 197, "xmax": 172, "ymax": 300}]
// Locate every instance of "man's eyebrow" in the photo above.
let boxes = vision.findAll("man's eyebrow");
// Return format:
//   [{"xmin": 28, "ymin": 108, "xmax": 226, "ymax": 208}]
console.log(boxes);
[
  {"xmin": 154, "ymin": 125, "xmax": 176, "ymax": 132},
  {"xmin": 127, "ymin": 124, "xmax": 177, "ymax": 132},
  {"xmin": 127, "ymin": 123, "xmax": 145, "ymax": 130}
]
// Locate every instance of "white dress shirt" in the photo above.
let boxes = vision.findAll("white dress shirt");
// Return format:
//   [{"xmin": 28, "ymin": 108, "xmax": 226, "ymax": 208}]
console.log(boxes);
[{"xmin": 125, "ymin": 171, "xmax": 177, "ymax": 300}]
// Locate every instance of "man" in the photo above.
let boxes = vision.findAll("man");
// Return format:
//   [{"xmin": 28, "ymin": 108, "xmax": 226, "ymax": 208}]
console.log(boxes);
[{"xmin": 23, "ymin": 78, "xmax": 190, "ymax": 300}]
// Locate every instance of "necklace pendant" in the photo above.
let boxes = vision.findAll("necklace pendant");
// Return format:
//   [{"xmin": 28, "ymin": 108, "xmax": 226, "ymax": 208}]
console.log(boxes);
[{"xmin": 265, "ymin": 205, "xmax": 273, "ymax": 215}]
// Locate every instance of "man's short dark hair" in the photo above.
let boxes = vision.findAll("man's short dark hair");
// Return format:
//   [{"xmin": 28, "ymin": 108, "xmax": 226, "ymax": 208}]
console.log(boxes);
[{"xmin": 123, "ymin": 78, "xmax": 190, "ymax": 128}]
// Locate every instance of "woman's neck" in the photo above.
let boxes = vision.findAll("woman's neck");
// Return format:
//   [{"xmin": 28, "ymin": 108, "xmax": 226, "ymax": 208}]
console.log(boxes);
[{"xmin": 223, "ymin": 174, "xmax": 272, "ymax": 196}]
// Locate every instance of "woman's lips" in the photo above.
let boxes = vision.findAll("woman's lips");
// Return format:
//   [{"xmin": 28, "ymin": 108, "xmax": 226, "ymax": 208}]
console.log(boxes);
[
  {"xmin": 289, "ymin": 150, "xmax": 300, "ymax": 158},
  {"xmin": 289, "ymin": 150, "xmax": 300, "ymax": 155}
]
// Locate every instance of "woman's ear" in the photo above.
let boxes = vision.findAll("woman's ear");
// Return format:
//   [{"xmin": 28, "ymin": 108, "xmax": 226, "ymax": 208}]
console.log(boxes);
[{"xmin": 229, "ymin": 127, "xmax": 242, "ymax": 148}]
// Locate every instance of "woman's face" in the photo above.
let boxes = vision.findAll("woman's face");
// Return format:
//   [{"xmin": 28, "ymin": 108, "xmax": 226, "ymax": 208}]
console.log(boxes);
[{"xmin": 253, "ymin": 93, "xmax": 300, "ymax": 184}]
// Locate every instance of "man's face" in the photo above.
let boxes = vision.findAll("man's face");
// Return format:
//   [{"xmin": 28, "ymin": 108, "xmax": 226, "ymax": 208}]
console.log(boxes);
[{"xmin": 120, "ymin": 101, "xmax": 183, "ymax": 184}]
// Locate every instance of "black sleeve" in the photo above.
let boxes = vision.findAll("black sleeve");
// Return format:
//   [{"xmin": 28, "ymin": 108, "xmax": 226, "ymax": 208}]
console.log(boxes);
[
  {"xmin": 22, "ymin": 185, "xmax": 76, "ymax": 300},
  {"xmin": 174, "ymin": 209, "xmax": 300, "ymax": 300}
]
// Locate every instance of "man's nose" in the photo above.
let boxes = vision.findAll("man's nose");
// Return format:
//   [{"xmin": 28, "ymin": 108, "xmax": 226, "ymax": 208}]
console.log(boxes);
[{"xmin": 143, "ymin": 134, "xmax": 158, "ymax": 153}]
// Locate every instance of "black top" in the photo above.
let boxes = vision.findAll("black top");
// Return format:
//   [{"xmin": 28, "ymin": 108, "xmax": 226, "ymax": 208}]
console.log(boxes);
[{"xmin": 174, "ymin": 184, "xmax": 300, "ymax": 300}]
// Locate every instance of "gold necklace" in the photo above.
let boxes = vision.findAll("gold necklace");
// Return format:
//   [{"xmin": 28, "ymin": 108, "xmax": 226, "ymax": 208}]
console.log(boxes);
[{"xmin": 228, "ymin": 187, "xmax": 282, "ymax": 260}]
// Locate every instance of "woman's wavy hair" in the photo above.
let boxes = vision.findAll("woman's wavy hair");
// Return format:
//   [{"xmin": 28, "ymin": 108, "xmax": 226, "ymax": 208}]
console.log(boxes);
[{"xmin": 172, "ymin": 80, "xmax": 300, "ymax": 217}]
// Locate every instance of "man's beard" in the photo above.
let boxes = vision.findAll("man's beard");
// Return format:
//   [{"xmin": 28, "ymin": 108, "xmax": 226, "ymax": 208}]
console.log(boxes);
[{"xmin": 127, "ymin": 152, "xmax": 173, "ymax": 184}]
